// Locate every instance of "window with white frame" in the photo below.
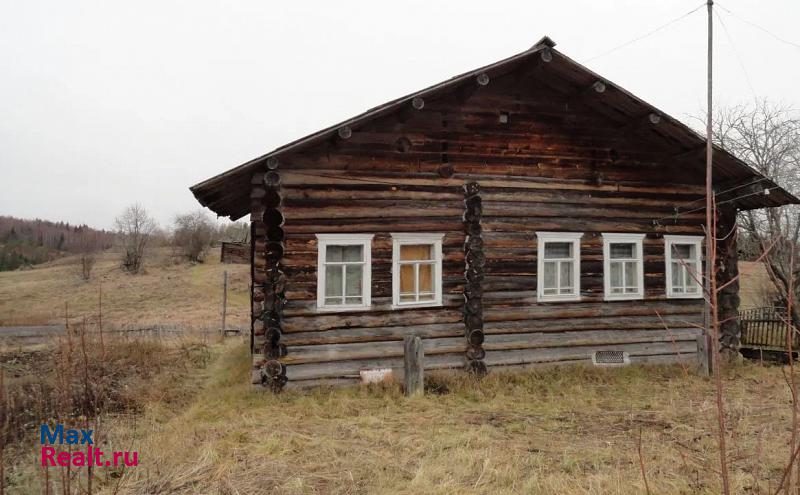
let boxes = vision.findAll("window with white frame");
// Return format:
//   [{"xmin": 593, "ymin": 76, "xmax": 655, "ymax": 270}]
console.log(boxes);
[
  {"xmin": 664, "ymin": 235, "xmax": 704, "ymax": 299},
  {"xmin": 392, "ymin": 233, "xmax": 444, "ymax": 307},
  {"xmin": 316, "ymin": 234, "xmax": 373, "ymax": 310},
  {"xmin": 536, "ymin": 232, "xmax": 582, "ymax": 302},
  {"xmin": 602, "ymin": 233, "xmax": 645, "ymax": 300}
]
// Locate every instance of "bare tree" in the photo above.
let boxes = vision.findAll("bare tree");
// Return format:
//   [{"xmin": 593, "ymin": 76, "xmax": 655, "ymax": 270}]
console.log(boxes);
[
  {"xmin": 711, "ymin": 100, "xmax": 800, "ymax": 325},
  {"xmin": 172, "ymin": 210, "xmax": 215, "ymax": 262},
  {"xmin": 115, "ymin": 204, "xmax": 157, "ymax": 274}
]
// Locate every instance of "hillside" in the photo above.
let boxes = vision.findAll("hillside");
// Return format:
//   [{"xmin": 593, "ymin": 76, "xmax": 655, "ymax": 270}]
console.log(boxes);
[
  {"xmin": 0, "ymin": 215, "xmax": 115, "ymax": 270},
  {"xmin": 0, "ymin": 246, "xmax": 250, "ymax": 329}
]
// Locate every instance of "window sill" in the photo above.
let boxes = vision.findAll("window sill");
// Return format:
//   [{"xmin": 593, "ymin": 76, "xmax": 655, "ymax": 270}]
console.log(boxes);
[
  {"xmin": 315, "ymin": 305, "xmax": 373, "ymax": 313},
  {"xmin": 604, "ymin": 293, "xmax": 644, "ymax": 302},
  {"xmin": 666, "ymin": 292, "xmax": 704, "ymax": 300},
  {"xmin": 536, "ymin": 294, "xmax": 581, "ymax": 303},
  {"xmin": 392, "ymin": 301, "xmax": 442, "ymax": 310}
]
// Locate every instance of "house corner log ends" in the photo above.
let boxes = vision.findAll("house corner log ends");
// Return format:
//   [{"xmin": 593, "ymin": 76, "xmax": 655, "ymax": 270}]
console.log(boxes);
[
  {"xmin": 251, "ymin": 161, "xmax": 288, "ymax": 392},
  {"xmin": 464, "ymin": 181, "xmax": 487, "ymax": 375},
  {"xmin": 716, "ymin": 204, "xmax": 740, "ymax": 358}
]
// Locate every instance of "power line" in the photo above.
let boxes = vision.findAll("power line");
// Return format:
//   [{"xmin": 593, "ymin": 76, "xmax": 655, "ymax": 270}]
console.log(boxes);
[
  {"xmin": 715, "ymin": 2, "xmax": 800, "ymax": 50},
  {"xmin": 654, "ymin": 176, "xmax": 769, "ymax": 215},
  {"xmin": 714, "ymin": 8, "xmax": 758, "ymax": 100},
  {"xmin": 653, "ymin": 184, "xmax": 776, "ymax": 224},
  {"xmin": 585, "ymin": 3, "xmax": 706, "ymax": 62}
]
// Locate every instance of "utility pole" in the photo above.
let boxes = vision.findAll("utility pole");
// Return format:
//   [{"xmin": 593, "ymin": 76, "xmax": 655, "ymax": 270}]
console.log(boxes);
[{"xmin": 704, "ymin": 2, "xmax": 731, "ymax": 494}]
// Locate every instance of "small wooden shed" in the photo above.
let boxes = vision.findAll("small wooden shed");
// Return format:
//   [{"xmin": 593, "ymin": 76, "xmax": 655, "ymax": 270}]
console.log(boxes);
[{"xmin": 191, "ymin": 37, "xmax": 799, "ymax": 390}]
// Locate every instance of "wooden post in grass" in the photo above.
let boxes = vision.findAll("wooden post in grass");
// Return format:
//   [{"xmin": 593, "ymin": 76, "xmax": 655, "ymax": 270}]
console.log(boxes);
[
  {"xmin": 697, "ymin": 333, "xmax": 710, "ymax": 376},
  {"xmin": 221, "ymin": 270, "xmax": 228, "ymax": 335},
  {"xmin": 404, "ymin": 335, "xmax": 424, "ymax": 396}
]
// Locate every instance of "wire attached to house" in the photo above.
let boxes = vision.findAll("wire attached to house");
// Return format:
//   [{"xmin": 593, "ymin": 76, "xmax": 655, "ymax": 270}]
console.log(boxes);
[
  {"xmin": 585, "ymin": 3, "xmax": 706, "ymax": 63},
  {"xmin": 652, "ymin": 185, "xmax": 776, "ymax": 225},
  {"xmin": 651, "ymin": 176, "xmax": 769, "ymax": 217}
]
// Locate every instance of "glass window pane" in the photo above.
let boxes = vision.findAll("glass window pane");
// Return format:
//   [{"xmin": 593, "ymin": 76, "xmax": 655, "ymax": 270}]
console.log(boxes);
[
  {"xmin": 400, "ymin": 264, "xmax": 416, "ymax": 294},
  {"xmin": 418, "ymin": 263, "xmax": 434, "ymax": 293},
  {"xmin": 326, "ymin": 245, "xmax": 343, "ymax": 262},
  {"xmin": 559, "ymin": 261, "xmax": 573, "ymax": 290},
  {"xmin": 544, "ymin": 242, "xmax": 571, "ymax": 259},
  {"xmin": 610, "ymin": 261, "xmax": 623, "ymax": 287},
  {"xmin": 610, "ymin": 243, "xmax": 635, "ymax": 259},
  {"xmin": 418, "ymin": 293, "xmax": 435, "ymax": 302},
  {"xmin": 543, "ymin": 261, "xmax": 557, "ymax": 289},
  {"xmin": 400, "ymin": 294, "xmax": 416, "ymax": 302},
  {"xmin": 624, "ymin": 261, "xmax": 636, "ymax": 288},
  {"xmin": 400, "ymin": 244, "xmax": 432, "ymax": 261},
  {"xmin": 342, "ymin": 245, "xmax": 363, "ymax": 262},
  {"xmin": 345, "ymin": 264, "xmax": 363, "ymax": 297},
  {"xmin": 672, "ymin": 244, "xmax": 692, "ymax": 260},
  {"xmin": 325, "ymin": 296, "xmax": 342, "ymax": 305},
  {"xmin": 671, "ymin": 262, "xmax": 683, "ymax": 290},
  {"xmin": 325, "ymin": 265, "xmax": 343, "ymax": 298},
  {"xmin": 345, "ymin": 296, "xmax": 362, "ymax": 305}
]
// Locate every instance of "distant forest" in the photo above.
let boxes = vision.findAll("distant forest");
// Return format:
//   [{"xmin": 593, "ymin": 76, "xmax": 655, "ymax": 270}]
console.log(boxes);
[{"xmin": 0, "ymin": 216, "xmax": 115, "ymax": 271}]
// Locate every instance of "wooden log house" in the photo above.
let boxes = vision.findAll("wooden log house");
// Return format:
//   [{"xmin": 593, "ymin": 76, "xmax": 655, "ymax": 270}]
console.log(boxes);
[{"xmin": 191, "ymin": 37, "xmax": 799, "ymax": 390}]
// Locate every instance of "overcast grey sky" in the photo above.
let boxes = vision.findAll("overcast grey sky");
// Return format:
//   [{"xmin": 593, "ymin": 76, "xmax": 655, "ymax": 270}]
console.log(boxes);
[{"xmin": 1, "ymin": 0, "xmax": 798, "ymax": 229}]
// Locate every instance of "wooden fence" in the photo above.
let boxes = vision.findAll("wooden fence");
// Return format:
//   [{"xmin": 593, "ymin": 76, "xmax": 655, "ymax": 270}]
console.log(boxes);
[{"xmin": 739, "ymin": 306, "xmax": 798, "ymax": 352}]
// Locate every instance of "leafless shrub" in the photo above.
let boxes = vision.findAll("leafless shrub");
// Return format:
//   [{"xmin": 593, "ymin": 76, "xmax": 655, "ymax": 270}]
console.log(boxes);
[
  {"xmin": 172, "ymin": 210, "xmax": 216, "ymax": 263},
  {"xmin": 114, "ymin": 204, "xmax": 157, "ymax": 274},
  {"xmin": 76, "ymin": 230, "xmax": 102, "ymax": 280}
]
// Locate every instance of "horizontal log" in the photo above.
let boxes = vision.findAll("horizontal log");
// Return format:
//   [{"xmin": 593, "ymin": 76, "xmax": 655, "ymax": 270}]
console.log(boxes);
[
  {"xmin": 484, "ymin": 314, "xmax": 703, "ymax": 334},
  {"xmin": 482, "ymin": 201, "xmax": 705, "ymax": 221},
  {"xmin": 483, "ymin": 328, "xmax": 699, "ymax": 352},
  {"xmin": 282, "ymin": 307, "xmax": 464, "ymax": 333},
  {"xmin": 283, "ymin": 204, "xmax": 464, "ymax": 219},
  {"xmin": 483, "ymin": 341, "xmax": 697, "ymax": 367},
  {"xmin": 284, "ymin": 353, "xmax": 466, "ymax": 381},
  {"xmin": 281, "ymin": 336, "xmax": 467, "ymax": 365},
  {"xmin": 280, "ymin": 170, "xmax": 706, "ymax": 196},
  {"xmin": 486, "ymin": 351, "xmax": 696, "ymax": 375},
  {"xmin": 281, "ymin": 322, "xmax": 464, "ymax": 346},
  {"xmin": 484, "ymin": 300, "xmax": 702, "ymax": 322}
]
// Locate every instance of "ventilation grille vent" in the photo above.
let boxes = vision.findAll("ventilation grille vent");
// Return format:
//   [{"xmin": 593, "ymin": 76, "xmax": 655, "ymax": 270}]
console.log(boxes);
[{"xmin": 592, "ymin": 350, "xmax": 630, "ymax": 366}]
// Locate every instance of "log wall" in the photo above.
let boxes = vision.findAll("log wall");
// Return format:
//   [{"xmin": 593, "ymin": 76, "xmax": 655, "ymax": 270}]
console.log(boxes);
[{"xmin": 247, "ymin": 73, "xmax": 720, "ymax": 389}]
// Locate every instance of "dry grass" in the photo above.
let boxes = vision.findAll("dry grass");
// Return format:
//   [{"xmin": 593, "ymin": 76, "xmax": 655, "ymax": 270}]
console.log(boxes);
[
  {"xmin": 3, "ymin": 246, "xmax": 798, "ymax": 494},
  {"xmin": 84, "ymin": 340, "xmax": 796, "ymax": 495},
  {"xmin": 0, "ymin": 247, "xmax": 250, "ymax": 329}
]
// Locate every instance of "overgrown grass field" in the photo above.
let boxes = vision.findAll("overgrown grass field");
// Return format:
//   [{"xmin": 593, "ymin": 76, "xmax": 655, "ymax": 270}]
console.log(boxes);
[
  {"xmin": 0, "ymin": 247, "xmax": 249, "ymax": 329},
  {"xmin": 2, "ymin": 248, "xmax": 798, "ymax": 494},
  {"xmin": 32, "ymin": 340, "xmax": 793, "ymax": 495}
]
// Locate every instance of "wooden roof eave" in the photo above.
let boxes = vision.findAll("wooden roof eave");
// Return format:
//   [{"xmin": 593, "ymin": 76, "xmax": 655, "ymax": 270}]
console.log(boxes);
[{"xmin": 190, "ymin": 36, "xmax": 800, "ymax": 219}]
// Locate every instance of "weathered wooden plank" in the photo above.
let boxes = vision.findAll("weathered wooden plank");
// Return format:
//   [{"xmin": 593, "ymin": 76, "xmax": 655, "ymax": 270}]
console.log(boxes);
[
  {"xmin": 483, "ymin": 328, "xmax": 699, "ymax": 351},
  {"xmin": 284, "ymin": 353, "xmax": 466, "ymax": 381},
  {"xmin": 483, "ymin": 341, "xmax": 697, "ymax": 367},
  {"xmin": 483, "ymin": 300, "xmax": 703, "ymax": 322},
  {"xmin": 404, "ymin": 335, "xmax": 424, "ymax": 396},
  {"xmin": 281, "ymin": 336, "xmax": 466, "ymax": 365},
  {"xmin": 281, "ymin": 323, "xmax": 464, "ymax": 345}
]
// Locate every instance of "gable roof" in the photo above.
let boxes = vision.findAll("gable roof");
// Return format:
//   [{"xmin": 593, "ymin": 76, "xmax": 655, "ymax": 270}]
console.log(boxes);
[{"xmin": 190, "ymin": 36, "xmax": 799, "ymax": 220}]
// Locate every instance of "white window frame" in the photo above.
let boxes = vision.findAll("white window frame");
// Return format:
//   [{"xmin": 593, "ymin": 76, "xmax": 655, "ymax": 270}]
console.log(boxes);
[
  {"xmin": 664, "ymin": 235, "xmax": 704, "ymax": 299},
  {"xmin": 602, "ymin": 233, "xmax": 645, "ymax": 301},
  {"xmin": 316, "ymin": 233, "xmax": 374, "ymax": 311},
  {"xmin": 391, "ymin": 233, "xmax": 444, "ymax": 309},
  {"xmin": 536, "ymin": 232, "xmax": 582, "ymax": 302}
]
